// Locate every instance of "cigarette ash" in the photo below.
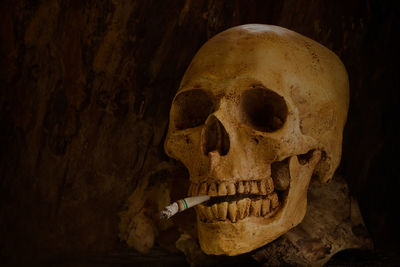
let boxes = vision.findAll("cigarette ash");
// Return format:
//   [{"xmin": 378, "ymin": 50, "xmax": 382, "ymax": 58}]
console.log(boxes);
[{"xmin": 160, "ymin": 202, "xmax": 179, "ymax": 219}]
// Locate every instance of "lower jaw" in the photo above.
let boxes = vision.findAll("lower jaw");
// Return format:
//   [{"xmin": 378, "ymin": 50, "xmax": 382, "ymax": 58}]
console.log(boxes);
[
  {"xmin": 196, "ymin": 196, "xmax": 307, "ymax": 255},
  {"xmin": 197, "ymin": 176, "xmax": 307, "ymax": 254},
  {"xmin": 195, "ymin": 190, "xmax": 289, "ymax": 255},
  {"xmin": 196, "ymin": 153, "xmax": 318, "ymax": 255},
  {"xmin": 197, "ymin": 191, "xmax": 288, "ymax": 255},
  {"xmin": 197, "ymin": 212, "xmax": 290, "ymax": 256}
]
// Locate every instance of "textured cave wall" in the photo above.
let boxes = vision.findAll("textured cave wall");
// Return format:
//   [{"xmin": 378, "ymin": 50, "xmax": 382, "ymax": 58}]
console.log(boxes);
[{"xmin": 0, "ymin": 0, "xmax": 398, "ymax": 264}]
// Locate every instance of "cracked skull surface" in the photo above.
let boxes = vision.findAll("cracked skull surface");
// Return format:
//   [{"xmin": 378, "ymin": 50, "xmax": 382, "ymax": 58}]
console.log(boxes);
[{"xmin": 164, "ymin": 24, "xmax": 349, "ymax": 255}]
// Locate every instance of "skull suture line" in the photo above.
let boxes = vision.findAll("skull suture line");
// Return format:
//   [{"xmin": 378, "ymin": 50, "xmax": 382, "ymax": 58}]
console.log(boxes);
[{"xmin": 164, "ymin": 24, "xmax": 349, "ymax": 255}]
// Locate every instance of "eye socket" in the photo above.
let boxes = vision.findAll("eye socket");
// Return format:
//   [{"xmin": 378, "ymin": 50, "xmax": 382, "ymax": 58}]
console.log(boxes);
[
  {"xmin": 240, "ymin": 87, "xmax": 288, "ymax": 132},
  {"xmin": 173, "ymin": 90, "xmax": 214, "ymax": 130}
]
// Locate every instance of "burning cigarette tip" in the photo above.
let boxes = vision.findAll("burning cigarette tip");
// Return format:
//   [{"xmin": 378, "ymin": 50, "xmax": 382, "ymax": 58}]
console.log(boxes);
[{"xmin": 160, "ymin": 202, "xmax": 178, "ymax": 219}]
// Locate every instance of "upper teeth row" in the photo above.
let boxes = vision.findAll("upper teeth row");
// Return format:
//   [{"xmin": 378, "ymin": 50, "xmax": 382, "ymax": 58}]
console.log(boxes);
[{"xmin": 188, "ymin": 178, "xmax": 275, "ymax": 196}]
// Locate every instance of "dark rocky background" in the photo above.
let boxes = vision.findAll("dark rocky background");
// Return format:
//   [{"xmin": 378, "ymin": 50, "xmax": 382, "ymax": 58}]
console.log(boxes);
[{"xmin": 1, "ymin": 0, "xmax": 399, "ymax": 265}]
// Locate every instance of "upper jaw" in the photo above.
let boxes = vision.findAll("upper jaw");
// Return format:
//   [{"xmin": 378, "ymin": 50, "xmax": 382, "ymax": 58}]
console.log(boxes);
[{"xmin": 188, "ymin": 177, "xmax": 275, "ymax": 197}]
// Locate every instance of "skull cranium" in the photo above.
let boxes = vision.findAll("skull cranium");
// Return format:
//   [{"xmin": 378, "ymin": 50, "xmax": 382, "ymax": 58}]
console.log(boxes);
[{"xmin": 164, "ymin": 24, "xmax": 349, "ymax": 255}]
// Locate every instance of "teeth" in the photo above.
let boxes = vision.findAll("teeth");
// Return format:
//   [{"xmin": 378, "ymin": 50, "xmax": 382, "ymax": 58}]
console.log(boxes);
[
  {"xmin": 262, "ymin": 198, "xmax": 271, "ymax": 216},
  {"xmin": 237, "ymin": 199, "xmax": 246, "ymax": 219},
  {"xmin": 259, "ymin": 180, "xmax": 267, "ymax": 195},
  {"xmin": 243, "ymin": 181, "xmax": 250, "ymax": 194},
  {"xmin": 205, "ymin": 206, "xmax": 213, "ymax": 219},
  {"xmin": 244, "ymin": 199, "xmax": 251, "ymax": 217},
  {"xmin": 218, "ymin": 202, "xmax": 228, "ymax": 220},
  {"xmin": 250, "ymin": 181, "xmax": 258, "ymax": 194},
  {"xmin": 211, "ymin": 203, "xmax": 219, "ymax": 218},
  {"xmin": 208, "ymin": 183, "xmax": 217, "ymax": 196},
  {"xmin": 227, "ymin": 183, "xmax": 236, "ymax": 195},
  {"xmin": 199, "ymin": 183, "xmax": 208, "ymax": 195},
  {"xmin": 237, "ymin": 182, "xmax": 244, "ymax": 194},
  {"xmin": 228, "ymin": 202, "xmax": 237, "ymax": 222},
  {"xmin": 218, "ymin": 183, "xmax": 227, "ymax": 196},
  {"xmin": 266, "ymin": 178, "xmax": 274, "ymax": 194},
  {"xmin": 192, "ymin": 179, "xmax": 276, "ymax": 196},
  {"xmin": 237, "ymin": 198, "xmax": 251, "ymax": 219},
  {"xmin": 269, "ymin": 192, "xmax": 279, "ymax": 209},
  {"xmin": 198, "ymin": 194, "xmax": 277, "ymax": 222},
  {"xmin": 192, "ymin": 178, "xmax": 283, "ymax": 222},
  {"xmin": 189, "ymin": 183, "xmax": 199, "ymax": 196},
  {"xmin": 196, "ymin": 205, "xmax": 206, "ymax": 220},
  {"xmin": 250, "ymin": 198, "xmax": 262, "ymax": 216}
]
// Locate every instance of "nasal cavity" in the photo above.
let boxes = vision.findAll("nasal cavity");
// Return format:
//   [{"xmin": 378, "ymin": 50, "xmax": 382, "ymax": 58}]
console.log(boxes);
[{"xmin": 202, "ymin": 115, "xmax": 230, "ymax": 156}]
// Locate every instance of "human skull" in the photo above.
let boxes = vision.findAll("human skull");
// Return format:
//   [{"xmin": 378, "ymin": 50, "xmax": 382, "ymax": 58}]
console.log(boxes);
[{"xmin": 164, "ymin": 24, "xmax": 349, "ymax": 255}]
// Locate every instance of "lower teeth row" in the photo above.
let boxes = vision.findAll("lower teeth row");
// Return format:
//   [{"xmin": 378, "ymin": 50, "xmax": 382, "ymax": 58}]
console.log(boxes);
[{"xmin": 196, "ymin": 193, "xmax": 279, "ymax": 223}]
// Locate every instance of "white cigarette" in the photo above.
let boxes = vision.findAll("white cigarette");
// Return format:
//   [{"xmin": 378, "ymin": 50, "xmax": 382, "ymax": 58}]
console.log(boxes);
[{"xmin": 160, "ymin": 195, "xmax": 210, "ymax": 219}]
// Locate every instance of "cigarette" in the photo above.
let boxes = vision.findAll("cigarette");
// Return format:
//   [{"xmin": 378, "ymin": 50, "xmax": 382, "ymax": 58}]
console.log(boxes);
[{"xmin": 160, "ymin": 195, "xmax": 210, "ymax": 219}]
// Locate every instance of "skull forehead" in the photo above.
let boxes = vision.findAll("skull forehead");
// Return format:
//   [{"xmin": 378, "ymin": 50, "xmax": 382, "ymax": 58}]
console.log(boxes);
[{"xmin": 179, "ymin": 24, "xmax": 347, "ymax": 110}]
